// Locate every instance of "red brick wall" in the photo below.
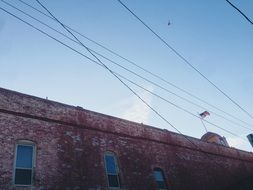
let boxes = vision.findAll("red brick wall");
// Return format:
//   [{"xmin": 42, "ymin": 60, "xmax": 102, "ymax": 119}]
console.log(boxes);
[{"xmin": 0, "ymin": 87, "xmax": 253, "ymax": 190}]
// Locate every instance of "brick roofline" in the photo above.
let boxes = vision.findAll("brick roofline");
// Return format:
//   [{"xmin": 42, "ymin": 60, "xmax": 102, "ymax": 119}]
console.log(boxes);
[{"xmin": 0, "ymin": 87, "xmax": 253, "ymax": 162}]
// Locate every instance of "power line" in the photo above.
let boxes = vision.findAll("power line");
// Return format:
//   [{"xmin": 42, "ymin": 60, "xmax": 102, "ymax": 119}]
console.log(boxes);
[
  {"xmin": 116, "ymin": 0, "xmax": 253, "ymax": 120},
  {"xmin": 33, "ymin": 0, "xmax": 199, "ymax": 148},
  {"xmin": 96, "ymin": 50, "xmax": 253, "ymax": 132},
  {"xmin": 116, "ymin": 73, "xmax": 248, "ymax": 141},
  {"xmin": 34, "ymin": 0, "xmax": 250, "ymax": 143},
  {"xmin": 225, "ymin": 0, "xmax": 253, "ymax": 25},
  {"xmin": 0, "ymin": 5, "xmax": 248, "ymax": 151},
  {"xmin": 1, "ymin": 0, "xmax": 252, "ymax": 137},
  {"xmin": 2, "ymin": 0, "xmax": 253, "ymax": 133},
  {"xmin": 15, "ymin": 0, "xmax": 253, "ymax": 129}
]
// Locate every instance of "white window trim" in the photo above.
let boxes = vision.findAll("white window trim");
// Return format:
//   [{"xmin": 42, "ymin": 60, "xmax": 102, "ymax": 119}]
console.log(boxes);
[{"xmin": 13, "ymin": 140, "xmax": 36, "ymax": 187}]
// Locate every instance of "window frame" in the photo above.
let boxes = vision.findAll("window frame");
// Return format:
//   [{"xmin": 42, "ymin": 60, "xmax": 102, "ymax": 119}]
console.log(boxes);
[
  {"xmin": 104, "ymin": 152, "xmax": 121, "ymax": 189},
  {"xmin": 153, "ymin": 167, "xmax": 168, "ymax": 190},
  {"xmin": 13, "ymin": 140, "xmax": 36, "ymax": 187}
]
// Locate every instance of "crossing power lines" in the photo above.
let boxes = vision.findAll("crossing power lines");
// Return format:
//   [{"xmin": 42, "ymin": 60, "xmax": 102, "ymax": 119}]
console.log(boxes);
[
  {"xmin": 0, "ymin": 3, "xmax": 248, "ymax": 156},
  {"xmin": 3, "ymin": 0, "xmax": 253, "ymax": 131},
  {"xmin": 0, "ymin": 0, "xmax": 251, "ymax": 146},
  {"xmin": 116, "ymin": 0, "xmax": 253, "ymax": 120}
]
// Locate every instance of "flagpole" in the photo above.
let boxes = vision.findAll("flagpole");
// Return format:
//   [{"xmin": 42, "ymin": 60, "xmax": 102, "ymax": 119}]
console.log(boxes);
[
  {"xmin": 200, "ymin": 117, "xmax": 208, "ymax": 133},
  {"xmin": 198, "ymin": 112, "xmax": 208, "ymax": 133}
]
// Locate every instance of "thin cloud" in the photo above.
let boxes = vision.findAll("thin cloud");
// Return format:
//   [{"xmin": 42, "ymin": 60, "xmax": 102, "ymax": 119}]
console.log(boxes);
[{"xmin": 122, "ymin": 86, "xmax": 154, "ymax": 124}]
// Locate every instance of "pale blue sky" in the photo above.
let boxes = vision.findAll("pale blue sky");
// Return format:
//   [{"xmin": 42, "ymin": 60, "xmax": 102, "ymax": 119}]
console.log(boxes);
[{"xmin": 0, "ymin": 0, "xmax": 253, "ymax": 151}]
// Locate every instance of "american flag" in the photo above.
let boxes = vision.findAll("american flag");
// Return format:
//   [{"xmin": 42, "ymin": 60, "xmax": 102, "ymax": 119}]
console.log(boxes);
[{"xmin": 199, "ymin": 111, "xmax": 210, "ymax": 118}]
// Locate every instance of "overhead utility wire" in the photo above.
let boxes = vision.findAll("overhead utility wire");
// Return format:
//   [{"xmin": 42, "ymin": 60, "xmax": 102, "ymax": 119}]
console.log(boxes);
[
  {"xmin": 0, "ymin": 6, "xmax": 177, "ymax": 136},
  {"xmin": 33, "ymin": 0, "xmax": 199, "ymax": 149},
  {"xmin": 15, "ymin": 0, "xmax": 253, "ymax": 128},
  {"xmin": 117, "ymin": 73, "xmax": 247, "ymax": 141},
  {"xmin": 5, "ymin": 0, "xmax": 252, "ymax": 132},
  {"xmin": 5, "ymin": 0, "xmax": 252, "ymax": 141},
  {"xmin": 225, "ymin": 0, "xmax": 253, "ymax": 25},
  {"xmin": 4, "ymin": 0, "xmax": 252, "ymax": 134},
  {"xmin": 93, "ymin": 50, "xmax": 253, "ymax": 132},
  {"xmin": 0, "ymin": 6, "xmax": 247, "ymax": 149},
  {"xmin": 116, "ymin": 0, "xmax": 253, "ymax": 120}
]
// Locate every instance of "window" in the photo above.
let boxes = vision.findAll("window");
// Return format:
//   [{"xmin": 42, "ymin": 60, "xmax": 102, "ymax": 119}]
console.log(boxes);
[
  {"xmin": 220, "ymin": 139, "xmax": 226, "ymax": 146},
  {"xmin": 104, "ymin": 153, "xmax": 121, "ymax": 188},
  {"xmin": 219, "ymin": 137, "xmax": 228, "ymax": 147},
  {"xmin": 14, "ymin": 141, "xmax": 35, "ymax": 186},
  {"xmin": 153, "ymin": 168, "xmax": 168, "ymax": 190}
]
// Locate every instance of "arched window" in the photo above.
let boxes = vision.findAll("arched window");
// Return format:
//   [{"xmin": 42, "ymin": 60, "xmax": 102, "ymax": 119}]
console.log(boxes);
[
  {"xmin": 153, "ymin": 168, "xmax": 168, "ymax": 190},
  {"xmin": 14, "ymin": 140, "xmax": 36, "ymax": 186},
  {"xmin": 104, "ymin": 153, "xmax": 121, "ymax": 188}
]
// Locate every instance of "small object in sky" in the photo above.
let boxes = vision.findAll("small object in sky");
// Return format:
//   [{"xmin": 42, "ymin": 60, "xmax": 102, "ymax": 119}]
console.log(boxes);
[
  {"xmin": 168, "ymin": 20, "xmax": 171, "ymax": 26},
  {"xmin": 199, "ymin": 111, "xmax": 210, "ymax": 118}
]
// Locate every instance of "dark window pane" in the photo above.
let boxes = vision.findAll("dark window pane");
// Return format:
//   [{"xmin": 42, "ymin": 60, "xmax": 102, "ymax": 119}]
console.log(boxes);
[
  {"xmin": 108, "ymin": 174, "xmax": 119, "ymax": 187},
  {"xmin": 154, "ymin": 170, "xmax": 164, "ymax": 181},
  {"xmin": 16, "ymin": 145, "xmax": 33, "ymax": 168},
  {"xmin": 154, "ymin": 169, "xmax": 168, "ymax": 190},
  {"xmin": 105, "ymin": 155, "xmax": 116, "ymax": 174},
  {"xmin": 15, "ymin": 169, "xmax": 32, "ymax": 185}
]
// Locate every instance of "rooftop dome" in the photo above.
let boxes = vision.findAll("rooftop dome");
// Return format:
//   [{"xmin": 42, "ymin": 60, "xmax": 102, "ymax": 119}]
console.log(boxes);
[{"xmin": 201, "ymin": 132, "xmax": 229, "ymax": 147}]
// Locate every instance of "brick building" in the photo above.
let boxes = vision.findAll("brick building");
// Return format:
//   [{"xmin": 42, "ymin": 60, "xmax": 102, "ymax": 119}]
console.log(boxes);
[{"xmin": 0, "ymin": 87, "xmax": 253, "ymax": 190}]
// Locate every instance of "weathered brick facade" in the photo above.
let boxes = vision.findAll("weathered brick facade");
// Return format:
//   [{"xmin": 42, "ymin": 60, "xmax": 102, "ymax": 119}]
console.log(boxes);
[{"xmin": 0, "ymin": 87, "xmax": 253, "ymax": 190}]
